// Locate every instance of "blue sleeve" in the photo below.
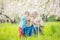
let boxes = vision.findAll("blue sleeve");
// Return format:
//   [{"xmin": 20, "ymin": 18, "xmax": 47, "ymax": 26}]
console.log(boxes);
[
  {"xmin": 20, "ymin": 16, "xmax": 26, "ymax": 21},
  {"xmin": 19, "ymin": 16, "xmax": 26, "ymax": 28}
]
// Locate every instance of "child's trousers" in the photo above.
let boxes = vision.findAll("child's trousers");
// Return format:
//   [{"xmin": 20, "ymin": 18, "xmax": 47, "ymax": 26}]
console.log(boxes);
[{"xmin": 18, "ymin": 27, "xmax": 22, "ymax": 38}]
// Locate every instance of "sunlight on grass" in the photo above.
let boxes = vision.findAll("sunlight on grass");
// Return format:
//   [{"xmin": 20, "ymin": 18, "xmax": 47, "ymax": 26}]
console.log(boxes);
[{"xmin": 0, "ymin": 22, "xmax": 60, "ymax": 40}]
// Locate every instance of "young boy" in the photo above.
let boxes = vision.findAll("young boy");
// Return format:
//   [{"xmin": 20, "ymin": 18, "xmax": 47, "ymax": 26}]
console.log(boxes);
[{"xmin": 19, "ymin": 11, "xmax": 30, "ymax": 37}]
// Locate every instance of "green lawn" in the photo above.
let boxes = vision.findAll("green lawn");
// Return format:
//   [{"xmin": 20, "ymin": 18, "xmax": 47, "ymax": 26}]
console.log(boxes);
[{"xmin": 0, "ymin": 22, "xmax": 60, "ymax": 40}]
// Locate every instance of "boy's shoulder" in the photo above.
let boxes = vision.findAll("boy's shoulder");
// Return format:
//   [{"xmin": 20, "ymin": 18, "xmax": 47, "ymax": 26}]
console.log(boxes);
[
  {"xmin": 20, "ymin": 16, "xmax": 26, "ymax": 21},
  {"xmin": 21, "ymin": 15, "xmax": 26, "ymax": 19}
]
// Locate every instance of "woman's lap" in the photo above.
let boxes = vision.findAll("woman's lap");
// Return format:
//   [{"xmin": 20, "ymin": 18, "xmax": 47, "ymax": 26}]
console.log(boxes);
[
  {"xmin": 22, "ymin": 25, "xmax": 35, "ymax": 36},
  {"xmin": 22, "ymin": 25, "xmax": 42, "ymax": 36}
]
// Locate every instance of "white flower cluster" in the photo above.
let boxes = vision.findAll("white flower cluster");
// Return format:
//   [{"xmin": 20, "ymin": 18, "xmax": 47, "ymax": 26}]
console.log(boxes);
[{"xmin": 0, "ymin": 0, "xmax": 60, "ymax": 19}]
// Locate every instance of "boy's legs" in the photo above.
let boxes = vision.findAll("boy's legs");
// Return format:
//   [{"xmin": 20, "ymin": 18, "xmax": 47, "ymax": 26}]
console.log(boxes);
[
  {"xmin": 18, "ymin": 27, "xmax": 22, "ymax": 38},
  {"xmin": 22, "ymin": 28, "xmax": 25, "ymax": 36}
]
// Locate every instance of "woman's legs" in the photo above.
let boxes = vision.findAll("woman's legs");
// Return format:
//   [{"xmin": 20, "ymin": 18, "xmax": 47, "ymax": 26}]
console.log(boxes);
[
  {"xmin": 25, "ymin": 26, "xmax": 32, "ymax": 36},
  {"xmin": 35, "ymin": 27, "xmax": 44, "ymax": 35}
]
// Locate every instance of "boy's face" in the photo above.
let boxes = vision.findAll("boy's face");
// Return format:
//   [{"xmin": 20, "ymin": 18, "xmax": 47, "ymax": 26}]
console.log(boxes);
[{"xmin": 25, "ymin": 11, "xmax": 30, "ymax": 16}]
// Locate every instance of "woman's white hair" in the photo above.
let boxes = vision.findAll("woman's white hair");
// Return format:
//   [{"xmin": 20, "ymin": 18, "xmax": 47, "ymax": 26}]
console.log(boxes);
[
  {"xmin": 32, "ymin": 11, "xmax": 38, "ymax": 15},
  {"xmin": 32, "ymin": 9, "xmax": 38, "ymax": 14}
]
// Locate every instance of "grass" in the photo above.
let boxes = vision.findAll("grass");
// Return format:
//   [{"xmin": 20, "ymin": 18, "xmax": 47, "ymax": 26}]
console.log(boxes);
[{"xmin": 0, "ymin": 22, "xmax": 60, "ymax": 40}]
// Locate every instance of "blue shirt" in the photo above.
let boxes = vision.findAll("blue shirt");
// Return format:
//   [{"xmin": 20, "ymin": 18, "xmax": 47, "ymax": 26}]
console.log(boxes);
[{"xmin": 19, "ymin": 16, "xmax": 26, "ymax": 28}]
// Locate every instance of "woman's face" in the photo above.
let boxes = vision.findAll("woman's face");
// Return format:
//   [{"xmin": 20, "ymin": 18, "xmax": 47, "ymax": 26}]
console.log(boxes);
[{"xmin": 32, "ymin": 12, "xmax": 37, "ymax": 18}]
